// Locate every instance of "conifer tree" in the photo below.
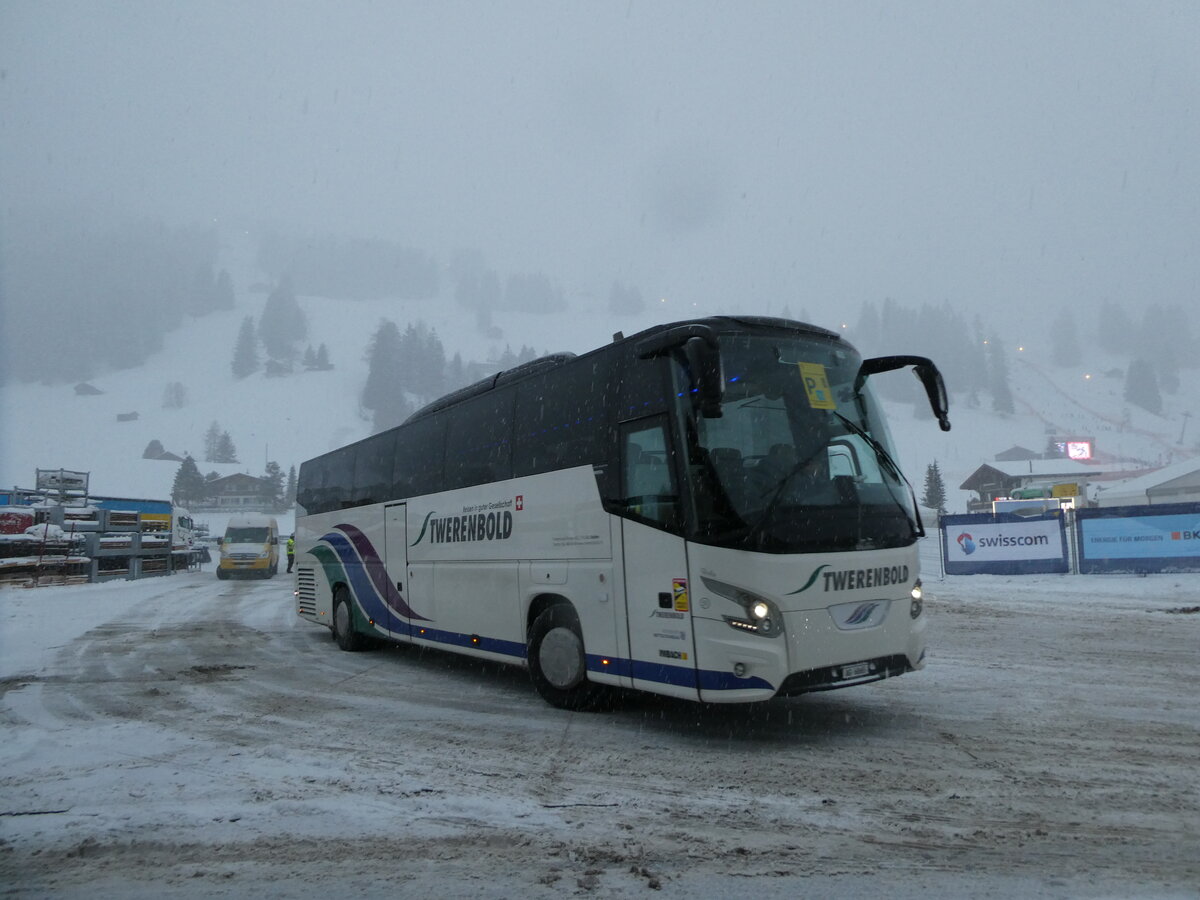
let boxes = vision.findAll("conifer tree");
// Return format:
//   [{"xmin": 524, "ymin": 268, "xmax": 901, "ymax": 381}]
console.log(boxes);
[
  {"xmin": 232, "ymin": 316, "xmax": 259, "ymax": 378},
  {"xmin": 302, "ymin": 345, "xmax": 318, "ymax": 369},
  {"xmin": 261, "ymin": 461, "xmax": 285, "ymax": 509},
  {"xmin": 204, "ymin": 421, "xmax": 222, "ymax": 463},
  {"xmin": 315, "ymin": 343, "xmax": 331, "ymax": 370},
  {"xmin": 1123, "ymin": 358, "xmax": 1162, "ymax": 414},
  {"xmin": 259, "ymin": 275, "xmax": 307, "ymax": 361},
  {"xmin": 362, "ymin": 319, "xmax": 409, "ymax": 431},
  {"xmin": 285, "ymin": 465, "xmax": 297, "ymax": 507},
  {"xmin": 171, "ymin": 456, "xmax": 207, "ymax": 506},
  {"xmin": 215, "ymin": 431, "xmax": 238, "ymax": 464},
  {"xmin": 921, "ymin": 461, "xmax": 948, "ymax": 516}
]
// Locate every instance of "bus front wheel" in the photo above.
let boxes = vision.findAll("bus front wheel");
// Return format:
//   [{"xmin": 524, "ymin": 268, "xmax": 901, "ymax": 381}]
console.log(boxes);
[
  {"xmin": 528, "ymin": 605, "xmax": 607, "ymax": 711},
  {"xmin": 332, "ymin": 587, "xmax": 366, "ymax": 652}
]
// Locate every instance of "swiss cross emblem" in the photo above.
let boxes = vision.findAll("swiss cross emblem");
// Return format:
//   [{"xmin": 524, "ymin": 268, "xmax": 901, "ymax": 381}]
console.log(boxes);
[{"xmin": 515, "ymin": 495, "xmax": 524, "ymax": 511}]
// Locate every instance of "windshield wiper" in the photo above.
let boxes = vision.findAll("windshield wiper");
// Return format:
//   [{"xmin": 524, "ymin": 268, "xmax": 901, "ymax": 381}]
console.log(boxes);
[
  {"xmin": 741, "ymin": 443, "xmax": 830, "ymax": 548},
  {"xmin": 832, "ymin": 412, "xmax": 924, "ymax": 537}
]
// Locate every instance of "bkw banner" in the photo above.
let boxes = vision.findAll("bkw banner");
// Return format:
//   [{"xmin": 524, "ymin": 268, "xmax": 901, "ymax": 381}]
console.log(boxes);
[
  {"xmin": 941, "ymin": 512, "xmax": 1069, "ymax": 576},
  {"xmin": 1076, "ymin": 503, "xmax": 1200, "ymax": 574}
]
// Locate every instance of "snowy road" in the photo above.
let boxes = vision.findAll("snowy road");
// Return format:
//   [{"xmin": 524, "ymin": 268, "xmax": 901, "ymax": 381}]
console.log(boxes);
[{"xmin": 2, "ymin": 562, "xmax": 1198, "ymax": 898}]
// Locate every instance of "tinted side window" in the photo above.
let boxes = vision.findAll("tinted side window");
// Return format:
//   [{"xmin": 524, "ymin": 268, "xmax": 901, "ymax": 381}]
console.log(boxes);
[
  {"xmin": 296, "ymin": 458, "xmax": 321, "ymax": 514},
  {"xmin": 351, "ymin": 430, "xmax": 396, "ymax": 507},
  {"xmin": 392, "ymin": 415, "xmax": 446, "ymax": 499},
  {"xmin": 620, "ymin": 417, "xmax": 681, "ymax": 530},
  {"xmin": 323, "ymin": 445, "xmax": 357, "ymax": 511},
  {"xmin": 443, "ymin": 390, "xmax": 514, "ymax": 491},
  {"xmin": 513, "ymin": 356, "xmax": 615, "ymax": 481},
  {"xmin": 617, "ymin": 351, "xmax": 669, "ymax": 422}
]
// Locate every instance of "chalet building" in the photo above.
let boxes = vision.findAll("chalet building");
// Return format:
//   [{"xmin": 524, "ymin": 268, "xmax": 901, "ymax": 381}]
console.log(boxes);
[
  {"xmin": 958, "ymin": 457, "xmax": 1151, "ymax": 513},
  {"xmin": 205, "ymin": 472, "xmax": 271, "ymax": 509}
]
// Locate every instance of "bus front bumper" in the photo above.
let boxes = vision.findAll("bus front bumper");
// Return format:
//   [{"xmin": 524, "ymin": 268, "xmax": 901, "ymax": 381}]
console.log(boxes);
[{"xmin": 694, "ymin": 601, "xmax": 926, "ymax": 703}]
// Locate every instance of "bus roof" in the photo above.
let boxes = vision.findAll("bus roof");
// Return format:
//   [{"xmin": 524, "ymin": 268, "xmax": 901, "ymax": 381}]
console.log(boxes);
[{"xmin": 405, "ymin": 316, "xmax": 847, "ymax": 424}]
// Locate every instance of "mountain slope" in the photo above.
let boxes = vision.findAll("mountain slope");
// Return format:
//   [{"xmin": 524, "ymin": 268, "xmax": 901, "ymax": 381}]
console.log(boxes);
[{"xmin": 2, "ymin": 253, "xmax": 1195, "ymax": 519}]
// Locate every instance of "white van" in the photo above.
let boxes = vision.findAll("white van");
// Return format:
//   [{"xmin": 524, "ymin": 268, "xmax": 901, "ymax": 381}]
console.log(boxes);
[{"xmin": 216, "ymin": 514, "xmax": 280, "ymax": 579}]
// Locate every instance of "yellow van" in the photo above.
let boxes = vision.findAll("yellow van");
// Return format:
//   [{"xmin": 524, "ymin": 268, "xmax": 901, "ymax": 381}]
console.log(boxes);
[{"xmin": 216, "ymin": 514, "xmax": 280, "ymax": 579}]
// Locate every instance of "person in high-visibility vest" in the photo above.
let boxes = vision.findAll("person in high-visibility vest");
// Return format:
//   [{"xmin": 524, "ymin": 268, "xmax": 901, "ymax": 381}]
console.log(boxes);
[{"xmin": 286, "ymin": 534, "xmax": 295, "ymax": 573}]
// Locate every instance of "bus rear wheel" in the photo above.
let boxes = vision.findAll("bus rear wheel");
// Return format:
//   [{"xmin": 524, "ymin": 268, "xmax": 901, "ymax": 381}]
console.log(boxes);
[
  {"xmin": 332, "ymin": 587, "xmax": 366, "ymax": 652},
  {"xmin": 528, "ymin": 605, "xmax": 607, "ymax": 710}
]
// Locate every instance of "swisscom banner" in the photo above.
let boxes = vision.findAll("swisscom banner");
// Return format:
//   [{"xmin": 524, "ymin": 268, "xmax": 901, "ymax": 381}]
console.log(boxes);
[
  {"xmin": 1076, "ymin": 503, "xmax": 1200, "ymax": 574},
  {"xmin": 941, "ymin": 512, "xmax": 1069, "ymax": 575}
]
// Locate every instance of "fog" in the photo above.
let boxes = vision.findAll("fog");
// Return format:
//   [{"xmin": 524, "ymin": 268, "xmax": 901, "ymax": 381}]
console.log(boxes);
[{"xmin": 3, "ymin": 0, "xmax": 1198, "ymax": 350}]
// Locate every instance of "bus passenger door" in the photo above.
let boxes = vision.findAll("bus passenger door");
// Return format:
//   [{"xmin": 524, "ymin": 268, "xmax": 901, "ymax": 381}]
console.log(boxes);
[
  {"xmin": 383, "ymin": 503, "xmax": 411, "ymax": 638},
  {"xmin": 619, "ymin": 419, "xmax": 700, "ymax": 701}
]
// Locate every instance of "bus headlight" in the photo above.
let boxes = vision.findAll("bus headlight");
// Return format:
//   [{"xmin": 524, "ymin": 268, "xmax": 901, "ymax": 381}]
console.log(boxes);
[
  {"xmin": 910, "ymin": 579, "xmax": 923, "ymax": 618},
  {"xmin": 703, "ymin": 576, "xmax": 783, "ymax": 638}
]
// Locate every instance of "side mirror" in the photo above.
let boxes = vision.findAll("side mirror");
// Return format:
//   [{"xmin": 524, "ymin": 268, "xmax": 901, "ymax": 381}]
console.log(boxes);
[
  {"xmin": 856, "ymin": 355, "xmax": 951, "ymax": 432},
  {"xmin": 635, "ymin": 324, "xmax": 724, "ymax": 418},
  {"xmin": 913, "ymin": 361, "xmax": 950, "ymax": 432}
]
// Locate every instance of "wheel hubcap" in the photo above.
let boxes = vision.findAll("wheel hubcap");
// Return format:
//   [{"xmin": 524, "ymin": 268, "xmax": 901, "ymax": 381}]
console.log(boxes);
[{"xmin": 539, "ymin": 626, "xmax": 584, "ymax": 689}]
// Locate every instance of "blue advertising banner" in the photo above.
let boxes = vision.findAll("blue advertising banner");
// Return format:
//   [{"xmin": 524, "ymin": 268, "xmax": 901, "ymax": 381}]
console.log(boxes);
[
  {"xmin": 1076, "ymin": 503, "xmax": 1200, "ymax": 574},
  {"xmin": 941, "ymin": 512, "xmax": 1069, "ymax": 575}
]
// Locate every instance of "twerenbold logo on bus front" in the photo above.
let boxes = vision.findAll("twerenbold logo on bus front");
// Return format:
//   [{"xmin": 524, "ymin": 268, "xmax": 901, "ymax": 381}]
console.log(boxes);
[{"xmin": 788, "ymin": 563, "xmax": 911, "ymax": 593}]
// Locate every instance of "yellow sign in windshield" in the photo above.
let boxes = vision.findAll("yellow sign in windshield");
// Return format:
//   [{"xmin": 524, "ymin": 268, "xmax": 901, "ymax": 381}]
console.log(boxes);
[{"xmin": 798, "ymin": 362, "xmax": 836, "ymax": 409}]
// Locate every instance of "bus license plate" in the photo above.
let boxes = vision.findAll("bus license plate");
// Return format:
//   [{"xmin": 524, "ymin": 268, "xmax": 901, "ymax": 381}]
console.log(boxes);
[{"xmin": 841, "ymin": 662, "xmax": 870, "ymax": 679}]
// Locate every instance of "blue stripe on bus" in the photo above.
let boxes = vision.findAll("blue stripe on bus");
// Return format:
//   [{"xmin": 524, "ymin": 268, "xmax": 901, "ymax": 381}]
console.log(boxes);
[
  {"xmin": 697, "ymin": 669, "xmax": 775, "ymax": 692},
  {"xmin": 407, "ymin": 625, "xmax": 526, "ymax": 658},
  {"xmin": 357, "ymin": 621, "xmax": 775, "ymax": 694},
  {"xmin": 315, "ymin": 536, "xmax": 392, "ymax": 627}
]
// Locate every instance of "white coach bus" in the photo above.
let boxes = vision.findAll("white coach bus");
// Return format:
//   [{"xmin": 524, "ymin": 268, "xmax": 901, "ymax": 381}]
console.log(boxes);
[{"xmin": 295, "ymin": 316, "xmax": 950, "ymax": 709}]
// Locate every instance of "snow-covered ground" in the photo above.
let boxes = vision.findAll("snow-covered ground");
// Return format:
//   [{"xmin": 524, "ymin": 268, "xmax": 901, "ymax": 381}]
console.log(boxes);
[{"xmin": 1, "ymin": 541, "xmax": 1197, "ymax": 898}]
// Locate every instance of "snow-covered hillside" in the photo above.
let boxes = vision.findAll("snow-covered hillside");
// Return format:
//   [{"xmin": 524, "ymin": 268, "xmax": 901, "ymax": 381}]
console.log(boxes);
[{"xmin": 1, "ymin": 231, "xmax": 1196, "ymax": 522}]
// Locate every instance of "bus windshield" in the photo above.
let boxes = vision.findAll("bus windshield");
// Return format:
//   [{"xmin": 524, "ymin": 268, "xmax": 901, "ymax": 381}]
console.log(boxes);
[{"xmin": 680, "ymin": 331, "xmax": 920, "ymax": 553}]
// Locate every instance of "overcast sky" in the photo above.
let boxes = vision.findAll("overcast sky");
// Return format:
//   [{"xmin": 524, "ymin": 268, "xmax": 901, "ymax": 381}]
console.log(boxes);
[{"xmin": 2, "ymin": 0, "xmax": 1197, "ymax": 330}]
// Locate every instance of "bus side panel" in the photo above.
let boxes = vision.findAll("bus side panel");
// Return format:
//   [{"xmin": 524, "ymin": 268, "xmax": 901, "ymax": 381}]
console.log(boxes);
[
  {"xmin": 620, "ymin": 519, "xmax": 701, "ymax": 702},
  {"xmin": 297, "ymin": 505, "xmax": 393, "ymax": 640},
  {"xmin": 347, "ymin": 505, "xmax": 388, "ymax": 638},
  {"xmin": 296, "ymin": 507, "xmax": 339, "ymax": 628},
  {"xmin": 521, "ymin": 544, "xmax": 626, "ymax": 688},
  {"xmin": 429, "ymin": 559, "xmax": 521, "ymax": 657},
  {"xmin": 405, "ymin": 468, "xmax": 614, "ymax": 664}
]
